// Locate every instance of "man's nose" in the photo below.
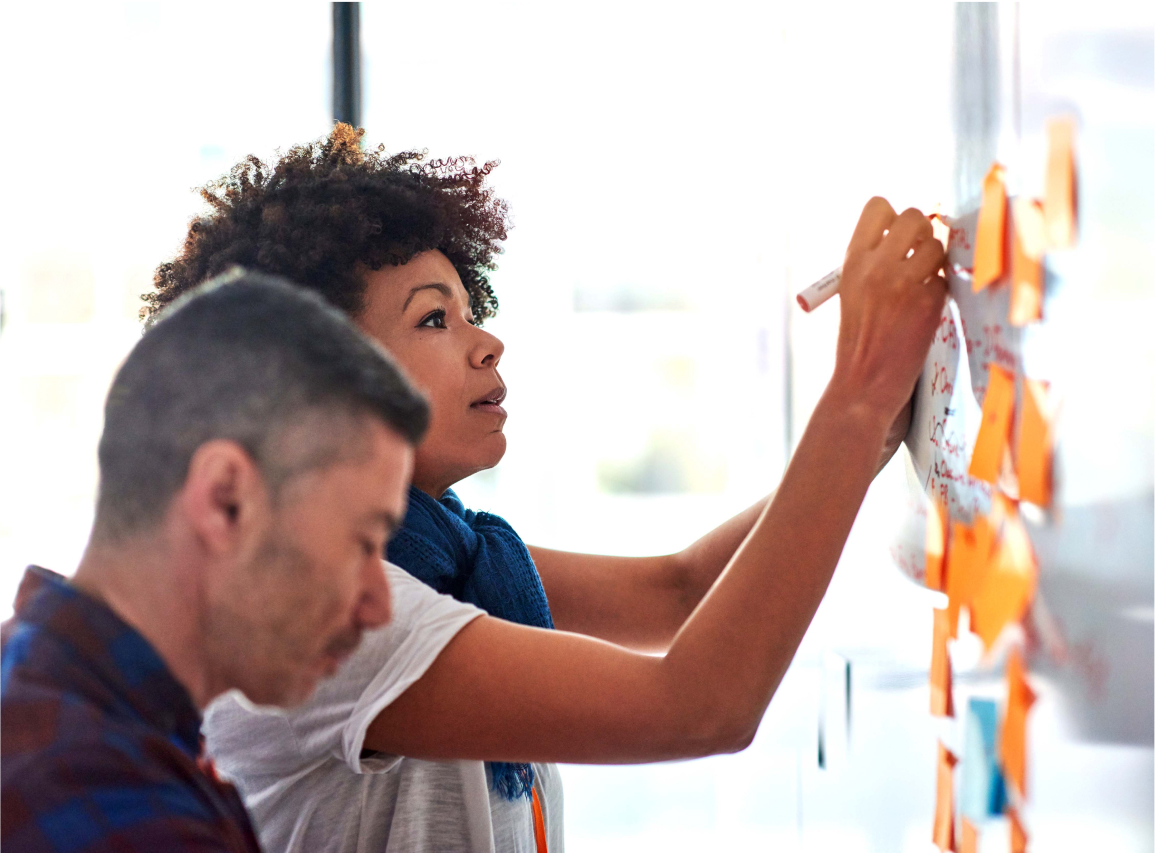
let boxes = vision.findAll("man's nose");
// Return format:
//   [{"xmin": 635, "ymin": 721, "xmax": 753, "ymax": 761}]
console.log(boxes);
[{"xmin": 359, "ymin": 557, "xmax": 393, "ymax": 629}]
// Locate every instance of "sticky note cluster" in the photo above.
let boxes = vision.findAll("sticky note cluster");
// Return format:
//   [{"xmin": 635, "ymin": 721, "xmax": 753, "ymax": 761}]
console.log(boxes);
[
  {"xmin": 924, "ymin": 118, "xmax": 1075, "ymax": 852},
  {"xmin": 927, "ymin": 471, "xmax": 1040, "ymax": 851},
  {"xmin": 967, "ymin": 157, "xmax": 1065, "ymax": 504},
  {"xmin": 970, "ymin": 117, "xmax": 1079, "ymax": 327}
]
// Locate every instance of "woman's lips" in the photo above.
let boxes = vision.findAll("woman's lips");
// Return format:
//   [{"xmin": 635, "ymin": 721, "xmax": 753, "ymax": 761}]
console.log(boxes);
[
  {"xmin": 470, "ymin": 384, "xmax": 507, "ymax": 417},
  {"xmin": 470, "ymin": 402, "xmax": 507, "ymax": 417}
]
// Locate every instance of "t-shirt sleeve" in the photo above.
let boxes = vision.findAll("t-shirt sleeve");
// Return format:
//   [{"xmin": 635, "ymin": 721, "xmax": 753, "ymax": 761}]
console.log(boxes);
[{"xmin": 284, "ymin": 562, "xmax": 483, "ymax": 775}]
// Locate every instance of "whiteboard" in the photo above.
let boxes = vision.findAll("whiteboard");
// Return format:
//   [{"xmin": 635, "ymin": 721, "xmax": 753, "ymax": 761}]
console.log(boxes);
[{"xmin": 889, "ymin": 5, "xmax": 1154, "ymax": 747}]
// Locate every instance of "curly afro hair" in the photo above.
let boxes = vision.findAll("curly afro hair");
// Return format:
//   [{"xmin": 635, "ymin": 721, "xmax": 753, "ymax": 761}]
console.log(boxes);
[{"xmin": 144, "ymin": 124, "xmax": 509, "ymax": 325}]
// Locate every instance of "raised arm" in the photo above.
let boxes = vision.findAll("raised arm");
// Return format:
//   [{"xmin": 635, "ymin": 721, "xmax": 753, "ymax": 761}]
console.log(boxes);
[
  {"xmin": 532, "ymin": 393, "xmax": 912, "ymax": 652},
  {"xmin": 366, "ymin": 199, "xmax": 946, "ymax": 764}
]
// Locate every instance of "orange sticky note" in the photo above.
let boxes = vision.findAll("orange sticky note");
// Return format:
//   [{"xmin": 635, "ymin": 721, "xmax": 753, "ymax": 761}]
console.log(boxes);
[
  {"xmin": 946, "ymin": 516, "xmax": 994, "ymax": 637},
  {"xmin": 973, "ymin": 163, "xmax": 1008, "ymax": 292},
  {"xmin": 1044, "ymin": 116, "xmax": 1077, "ymax": 249},
  {"xmin": 972, "ymin": 510, "xmax": 1038, "ymax": 650},
  {"xmin": 1000, "ymin": 649, "xmax": 1037, "ymax": 797},
  {"xmin": 1016, "ymin": 379, "xmax": 1054, "ymax": 507},
  {"xmin": 960, "ymin": 818, "xmax": 979, "ymax": 853},
  {"xmin": 926, "ymin": 499, "xmax": 948, "ymax": 591},
  {"xmin": 1009, "ymin": 198, "xmax": 1046, "ymax": 326},
  {"xmin": 931, "ymin": 607, "xmax": 954, "ymax": 717},
  {"xmin": 969, "ymin": 364, "xmax": 1016, "ymax": 484},
  {"xmin": 1009, "ymin": 808, "xmax": 1029, "ymax": 853},
  {"xmin": 933, "ymin": 742, "xmax": 958, "ymax": 852}
]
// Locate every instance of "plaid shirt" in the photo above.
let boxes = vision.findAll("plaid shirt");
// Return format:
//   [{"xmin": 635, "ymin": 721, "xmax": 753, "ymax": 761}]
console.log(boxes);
[{"xmin": 1, "ymin": 567, "xmax": 262, "ymax": 853}]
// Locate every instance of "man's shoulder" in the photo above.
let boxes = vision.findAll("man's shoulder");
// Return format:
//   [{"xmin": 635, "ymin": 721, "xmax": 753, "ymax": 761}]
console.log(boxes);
[
  {"xmin": 2, "ymin": 696, "xmax": 257, "ymax": 852},
  {"xmin": 4, "ymin": 621, "xmax": 146, "ymax": 744},
  {"xmin": 3, "ymin": 673, "xmax": 199, "ymax": 800},
  {"xmin": 1, "ymin": 722, "xmax": 228, "ymax": 851}
]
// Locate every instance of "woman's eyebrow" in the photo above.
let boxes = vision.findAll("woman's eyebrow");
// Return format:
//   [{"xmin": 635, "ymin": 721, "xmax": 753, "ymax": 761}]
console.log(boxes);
[{"xmin": 402, "ymin": 282, "xmax": 453, "ymax": 311}]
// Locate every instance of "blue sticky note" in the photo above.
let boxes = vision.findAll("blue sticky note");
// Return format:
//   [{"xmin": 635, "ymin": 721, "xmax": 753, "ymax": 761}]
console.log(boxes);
[{"xmin": 960, "ymin": 698, "xmax": 1006, "ymax": 819}]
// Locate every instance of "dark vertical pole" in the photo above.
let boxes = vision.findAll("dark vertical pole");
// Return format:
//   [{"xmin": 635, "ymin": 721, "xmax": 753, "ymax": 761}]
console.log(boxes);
[{"xmin": 332, "ymin": 2, "xmax": 361, "ymax": 128}]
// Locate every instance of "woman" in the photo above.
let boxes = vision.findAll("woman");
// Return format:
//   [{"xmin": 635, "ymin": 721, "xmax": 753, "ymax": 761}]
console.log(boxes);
[{"xmin": 151, "ymin": 125, "xmax": 943, "ymax": 852}]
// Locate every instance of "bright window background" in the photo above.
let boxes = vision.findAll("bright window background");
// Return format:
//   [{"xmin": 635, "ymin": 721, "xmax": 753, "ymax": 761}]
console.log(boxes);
[
  {"xmin": 1, "ymin": 4, "xmax": 1150, "ymax": 852},
  {"xmin": 0, "ymin": 2, "xmax": 333, "ymax": 604}
]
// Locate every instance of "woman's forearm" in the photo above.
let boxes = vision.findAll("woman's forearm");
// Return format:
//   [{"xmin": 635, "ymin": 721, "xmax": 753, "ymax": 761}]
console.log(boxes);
[
  {"xmin": 657, "ymin": 385, "xmax": 889, "ymax": 749},
  {"xmin": 666, "ymin": 399, "xmax": 908, "ymax": 631}
]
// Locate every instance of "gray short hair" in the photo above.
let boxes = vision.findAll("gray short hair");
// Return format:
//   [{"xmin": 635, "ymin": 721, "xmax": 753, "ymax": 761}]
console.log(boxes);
[{"xmin": 95, "ymin": 268, "xmax": 428, "ymax": 541}]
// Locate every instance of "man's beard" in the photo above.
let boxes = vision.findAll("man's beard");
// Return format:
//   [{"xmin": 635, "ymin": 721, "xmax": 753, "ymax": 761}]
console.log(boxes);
[{"xmin": 205, "ymin": 527, "xmax": 348, "ymax": 707}]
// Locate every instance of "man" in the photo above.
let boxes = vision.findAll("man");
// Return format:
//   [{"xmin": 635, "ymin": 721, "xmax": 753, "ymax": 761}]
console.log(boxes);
[{"xmin": 0, "ymin": 270, "xmax": 468, "ymax": 851}]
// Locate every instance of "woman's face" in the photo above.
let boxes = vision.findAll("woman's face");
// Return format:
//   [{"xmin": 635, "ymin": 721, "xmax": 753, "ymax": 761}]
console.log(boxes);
[{"xmin": 356, "ymin": 250, "xmax": 507, "ymax": 497}]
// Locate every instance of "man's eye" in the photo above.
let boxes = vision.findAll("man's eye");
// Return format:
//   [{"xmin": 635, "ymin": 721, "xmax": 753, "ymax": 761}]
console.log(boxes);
[{"xmin": 418, "ymin": 310, "xmax": 447, "ymax": 329}]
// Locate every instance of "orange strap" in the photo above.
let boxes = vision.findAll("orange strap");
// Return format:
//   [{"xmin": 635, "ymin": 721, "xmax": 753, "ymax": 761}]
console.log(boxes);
[{"xmin": 531, "ymin": 787, "xmax": 549, "ymax": 853}]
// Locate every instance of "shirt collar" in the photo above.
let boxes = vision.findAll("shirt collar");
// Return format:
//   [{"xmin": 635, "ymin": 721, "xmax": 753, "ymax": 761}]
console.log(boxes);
[{"xmin": 11, "ymin": 565, "xmax": 203, "ymax": 756}]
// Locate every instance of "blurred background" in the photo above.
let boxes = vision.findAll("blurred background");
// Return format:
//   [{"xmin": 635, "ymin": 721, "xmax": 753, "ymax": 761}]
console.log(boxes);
[{"xmin": 0, "ymin": 3, "xmax": 1150, "ymax": 851}]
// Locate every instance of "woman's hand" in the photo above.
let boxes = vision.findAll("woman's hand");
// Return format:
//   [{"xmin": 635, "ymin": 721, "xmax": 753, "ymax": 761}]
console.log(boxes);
[{"xmin": 833, "ymin": 198, "xmax": 947, "ymax": 429}]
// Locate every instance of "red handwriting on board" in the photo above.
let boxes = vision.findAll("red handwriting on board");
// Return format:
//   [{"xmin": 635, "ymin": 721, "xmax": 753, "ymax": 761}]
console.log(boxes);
[
  {"xmin": 933, "ymin": 458, "xmax": 973, "ymax": 485},
  {"xmin": 937, "ymin": 314, "xmax": 954, "ymax": 345},
  {"xmin": 943, "ymin": 436, "xmax": 965, "ymax": 459},
  {"xmin": 929, "ymin": 415, "xmax": 946, "ymax": 448},
  {"xmin": 956, "ymin": 318, "xmax": 1018, "ymax": 369},
  {"xmin": 931, "ymin": 363, "xmax": 954, "ymax": 397}
]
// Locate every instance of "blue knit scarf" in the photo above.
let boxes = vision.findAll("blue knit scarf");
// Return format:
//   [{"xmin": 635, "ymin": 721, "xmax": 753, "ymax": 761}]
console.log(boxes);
[{"xmin": 386, "ymin": 486, "xmax": 554, "ymax": 801}]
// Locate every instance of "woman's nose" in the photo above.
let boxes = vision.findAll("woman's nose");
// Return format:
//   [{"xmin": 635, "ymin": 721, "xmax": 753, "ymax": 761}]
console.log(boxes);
[{"xmin": 470, "ymin": 326, "xmax": 504, "ymax": 369}]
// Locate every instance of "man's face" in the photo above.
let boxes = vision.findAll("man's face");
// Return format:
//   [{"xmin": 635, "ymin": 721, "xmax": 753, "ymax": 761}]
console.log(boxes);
[{"xmin": 207, "ymin": 419, "xmax": 413, "ymax": 707}]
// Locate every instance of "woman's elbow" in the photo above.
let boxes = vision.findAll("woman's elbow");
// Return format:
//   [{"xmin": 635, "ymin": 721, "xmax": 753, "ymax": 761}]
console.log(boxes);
[
  {"xmin": 665, "ymin": 702, "xmax": 761, "ymax": 759},
  {"xmin": 647, "ymin": 665, "xmax": 765, "ymax": 759},
  {"xmin": 706, "ymin": 715, "xmax": 759, "ymax": 755}
]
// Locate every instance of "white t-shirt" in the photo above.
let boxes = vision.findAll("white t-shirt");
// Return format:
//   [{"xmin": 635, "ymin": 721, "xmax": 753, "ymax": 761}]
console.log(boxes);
[{"xmin": 203, "ymin": 563, "xmax": 564, "ymax": 853}]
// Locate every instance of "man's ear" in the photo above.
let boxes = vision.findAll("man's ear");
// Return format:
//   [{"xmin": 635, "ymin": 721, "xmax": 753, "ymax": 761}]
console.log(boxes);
[{"xmin": 177, "ymin": 439, "xmax": 270, "ymax": 557}]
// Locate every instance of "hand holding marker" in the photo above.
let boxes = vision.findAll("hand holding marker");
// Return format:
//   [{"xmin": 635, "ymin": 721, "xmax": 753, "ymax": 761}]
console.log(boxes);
[{"xmin": 796, "ymin": 212, "xmax": 948, "ymax": 312}]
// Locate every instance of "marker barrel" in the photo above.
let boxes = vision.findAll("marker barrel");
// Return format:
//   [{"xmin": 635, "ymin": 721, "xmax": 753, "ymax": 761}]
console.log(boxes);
[{"xmin": 796, "ymin": 267, "xmax": 842, "ymax": 313}]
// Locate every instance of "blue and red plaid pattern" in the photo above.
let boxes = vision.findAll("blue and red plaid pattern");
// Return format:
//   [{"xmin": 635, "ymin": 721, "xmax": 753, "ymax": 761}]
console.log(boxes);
[{"xmin": 1, "ymin": 566, "xmax": 262, "ymax": 852}]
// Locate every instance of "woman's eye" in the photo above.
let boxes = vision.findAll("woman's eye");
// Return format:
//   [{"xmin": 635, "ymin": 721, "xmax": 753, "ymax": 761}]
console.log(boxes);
[{"xmin": 418, "ymin": 309, "xmax": 447, "ymax": 329}]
